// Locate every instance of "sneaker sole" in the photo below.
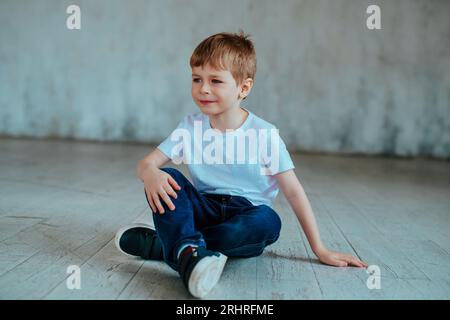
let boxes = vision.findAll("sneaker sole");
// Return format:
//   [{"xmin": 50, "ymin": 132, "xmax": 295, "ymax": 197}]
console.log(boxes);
[
  {"xmin": 188, "ymin": 253, "xmax": 227, "ymax": 298},
  {"xmin": 114, "ymin": 222, "xmax": 155, "ymax": 257}
]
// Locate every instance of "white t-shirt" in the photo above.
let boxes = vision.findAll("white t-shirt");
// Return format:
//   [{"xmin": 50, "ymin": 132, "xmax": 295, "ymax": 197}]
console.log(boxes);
[{"xmin": 157, "ymin": 107, "xmax": 295, "ymax": 207}]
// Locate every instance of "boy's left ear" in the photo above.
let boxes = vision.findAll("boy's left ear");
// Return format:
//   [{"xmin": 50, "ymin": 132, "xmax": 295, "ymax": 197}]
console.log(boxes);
[{"xmin": 240, "ymin": 78, "xmax": 254, "ymax": 99}]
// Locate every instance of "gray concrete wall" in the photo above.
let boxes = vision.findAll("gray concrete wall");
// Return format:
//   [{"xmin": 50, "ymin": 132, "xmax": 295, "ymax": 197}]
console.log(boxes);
[{"xmin": 0, "ymin": 0, "xmax": 449, "ymax": 158}]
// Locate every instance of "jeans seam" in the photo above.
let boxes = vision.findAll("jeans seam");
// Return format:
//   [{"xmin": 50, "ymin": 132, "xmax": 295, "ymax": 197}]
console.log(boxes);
[
  {"xmin": 220, "ymin": 198, "xmax": 226, "ymax": 222},
  {"xmin": 219, "ymin": 235, "xmax": 280, "ymax": 253}
]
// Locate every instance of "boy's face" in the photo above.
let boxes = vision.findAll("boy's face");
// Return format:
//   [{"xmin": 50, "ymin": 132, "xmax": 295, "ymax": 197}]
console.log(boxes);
[{"xmin": 191, "ymin": 63, "xmax": 251, "ymax": 116}]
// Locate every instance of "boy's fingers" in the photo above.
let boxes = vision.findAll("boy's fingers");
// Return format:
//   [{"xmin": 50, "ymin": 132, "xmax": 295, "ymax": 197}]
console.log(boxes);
[
  {"xmin": 144, "ymin": 190, "xmax": 156, "ymax": 212},
  {"xmin": 358, "ymin": 259, "xmax": 369, "ymax": 267},
  {"xmin": 354, "ymin": 258, "xmax": 366, "ymax": 267},
  {"xmin": 168, "ymin": 177, "xmax": 181, "ymax": 190},
  {"xmin": 159, "ymin": 190, "xmax": 175, "ymax": 211},
  {"xmin": 349, "ymin": 256, "xmax": 363, "ymax": 265},
  {"xmin": 334, "ymin": 256, "xmax": 350, "ymax": 267},
  {"xmin": 148, "ymin": 198, "xmax": 156, "ymax": 213},
  {"xmin": 347, "ymin": 257, "xmax": 365, "ymax": 268},
  {"xmin": 335, "ymin": 260, "xmax": 348, "ymax": 267},
  {"xmin": 164, "ymin": 184, "xmax": 178, "ymax": 199},
  {"xmin": 359, "ymin": 261, "xmax": 369, "ymax": 268},
  {"xmin": 152, "ymin": 193, "xmax": 165, "ymax": 214},
  {"xmin": 342, "ymin": 254, "xmax": 358, "ymax": 263},
  {"xmin": 348, "ymin": 259, "xmax": 361, "ymax": 267}
]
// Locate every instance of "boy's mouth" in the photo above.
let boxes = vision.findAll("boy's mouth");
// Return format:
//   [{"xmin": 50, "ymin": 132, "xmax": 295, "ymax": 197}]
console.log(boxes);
[{"xmin": 199, "ymin": 100, "xmax": 217, "ymax": 105}]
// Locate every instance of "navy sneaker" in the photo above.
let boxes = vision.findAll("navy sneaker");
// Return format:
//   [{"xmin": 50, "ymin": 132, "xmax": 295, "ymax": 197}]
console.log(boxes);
[
  {"xmin": 178, "ymin": 246, "xmax": 227, "ymax": 298},
  {"xmin": 115, "ymin": 223, "xmax": 163, "ymax": 260}
]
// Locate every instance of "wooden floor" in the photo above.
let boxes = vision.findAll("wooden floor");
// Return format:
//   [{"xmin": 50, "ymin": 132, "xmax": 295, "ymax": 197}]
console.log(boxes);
[{"xmin": 0, "ymin": 137, "xmax": 449, "ymax": 300}]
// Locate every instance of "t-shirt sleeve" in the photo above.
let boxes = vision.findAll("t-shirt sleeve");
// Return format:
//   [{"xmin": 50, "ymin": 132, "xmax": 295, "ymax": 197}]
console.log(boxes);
[
  {"xmin": 157, "ymin": 117, "xmax": 188, "ymax": 163},
  {"xmin": 260, "ymin": 129, "xmax": 295, "ymax": 176},
  {"xmin": 277, "ymin": 133, "xmax": 295, "ymax": 174}
]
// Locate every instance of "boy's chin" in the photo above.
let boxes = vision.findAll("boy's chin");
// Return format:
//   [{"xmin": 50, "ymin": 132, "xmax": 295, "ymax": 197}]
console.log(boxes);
[
  {"xmin": 196, "ymin": 104, "xmax": 236, "ymax": 115},
  {"xmin": 197, "ymin": 105, "xmax": 219, "ymax": 114}
]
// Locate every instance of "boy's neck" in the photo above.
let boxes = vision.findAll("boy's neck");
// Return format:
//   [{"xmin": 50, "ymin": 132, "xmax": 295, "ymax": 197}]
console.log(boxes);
[{"xmin": 208, "ymin": 106, "xmax": 249, "ymax": 133}]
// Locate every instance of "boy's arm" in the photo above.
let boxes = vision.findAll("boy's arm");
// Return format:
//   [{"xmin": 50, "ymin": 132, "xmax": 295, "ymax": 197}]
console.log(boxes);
[
  {"xmin": 136, "ymin": 148, "xmax": 171, "ymax": 182},
  {"xmin": 275, "ymin": 169, "xmax": 368, "ymax": 268}
]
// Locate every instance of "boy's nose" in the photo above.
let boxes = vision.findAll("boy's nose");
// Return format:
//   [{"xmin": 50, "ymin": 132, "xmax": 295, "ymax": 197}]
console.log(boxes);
[{"xmin": 200, "ymin": 84, "xmax": 211, "ymax": 94}]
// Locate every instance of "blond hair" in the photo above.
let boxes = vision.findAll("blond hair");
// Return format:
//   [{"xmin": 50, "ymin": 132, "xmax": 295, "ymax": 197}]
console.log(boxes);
[{"xmin": 190, "ymin": 30, "xmax": 257, "ymax": 87}]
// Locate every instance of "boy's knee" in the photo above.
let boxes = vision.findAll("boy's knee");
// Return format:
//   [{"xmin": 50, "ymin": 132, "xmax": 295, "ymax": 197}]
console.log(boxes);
[
  {"xmin": 160, "ymin": 167, "xmax": 185, "ymax": 183},
  {"xmin": 258, "ymin": 205, "xmax": 282, "ymax": 239}
]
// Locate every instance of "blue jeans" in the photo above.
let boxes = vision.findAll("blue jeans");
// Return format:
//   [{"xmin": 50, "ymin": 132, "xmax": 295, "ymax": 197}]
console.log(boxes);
[{"xmin": 145, "ymin": 167, "xmax": 282, "ymax": 271}]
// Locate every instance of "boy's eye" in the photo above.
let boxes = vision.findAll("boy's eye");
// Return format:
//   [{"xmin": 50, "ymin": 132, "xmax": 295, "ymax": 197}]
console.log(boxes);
[{"xmin": 192, "ymin": 78, "xmax": 222, "ymax": 84}]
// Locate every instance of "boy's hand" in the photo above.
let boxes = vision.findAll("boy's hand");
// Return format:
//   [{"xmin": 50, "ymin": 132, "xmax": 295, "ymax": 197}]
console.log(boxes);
[
  {"xmin": 143, "ymin": 167, "xmax": 181, "ymax": 214},
  {"xmin": 315, "ymin": 248, "xmax": 368, "ymax": 268}
]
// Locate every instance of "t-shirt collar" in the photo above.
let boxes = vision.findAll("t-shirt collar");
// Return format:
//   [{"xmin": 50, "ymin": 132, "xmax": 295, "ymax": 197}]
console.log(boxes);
[{"xmin": 205, "ymin": 107, "xmax": 253, "ymax": 134}]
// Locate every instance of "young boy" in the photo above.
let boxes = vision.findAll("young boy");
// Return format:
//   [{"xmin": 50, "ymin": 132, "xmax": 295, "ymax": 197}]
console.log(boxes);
[{"xmin": 115, "ymin": 31, "xmax": 368, "ymax": 298}]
